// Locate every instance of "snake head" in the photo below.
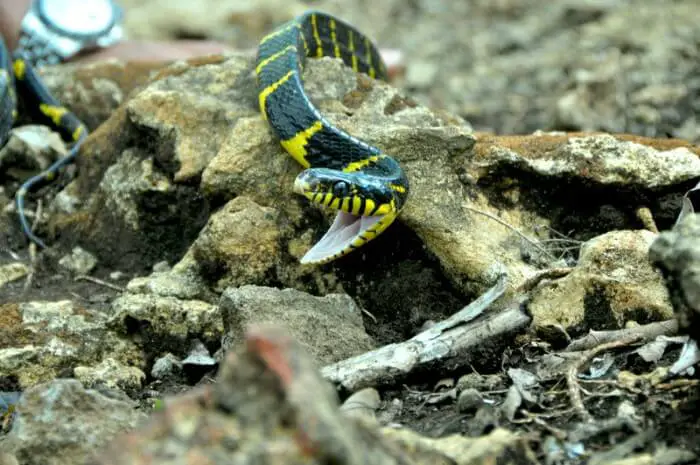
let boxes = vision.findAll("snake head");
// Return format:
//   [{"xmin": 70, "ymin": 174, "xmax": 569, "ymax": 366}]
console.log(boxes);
[{"xmin": 293, "ymin": 165, "xmax": 408, "ymax": 264}]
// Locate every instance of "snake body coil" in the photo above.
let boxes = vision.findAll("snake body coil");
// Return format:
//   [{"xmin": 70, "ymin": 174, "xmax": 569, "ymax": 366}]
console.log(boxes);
[
  {"xmin": 255, "ymin": 11, "xmax": 409, "ymax": 264},
  {"xmin": 0, "ymin": 37, "xmax": 87, "ymax": 248}
]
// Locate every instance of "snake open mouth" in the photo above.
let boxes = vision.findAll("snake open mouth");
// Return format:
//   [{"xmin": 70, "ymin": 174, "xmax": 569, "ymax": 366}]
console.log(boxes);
[{"xmin": 300, "ymin": 211, "xmax": 383, "ymax": 264}]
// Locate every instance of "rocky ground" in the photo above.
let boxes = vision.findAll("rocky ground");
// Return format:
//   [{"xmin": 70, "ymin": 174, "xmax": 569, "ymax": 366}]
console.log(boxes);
[{"xmin": 2, "ymin": 0, "xmax": 700, "ymax": 464}]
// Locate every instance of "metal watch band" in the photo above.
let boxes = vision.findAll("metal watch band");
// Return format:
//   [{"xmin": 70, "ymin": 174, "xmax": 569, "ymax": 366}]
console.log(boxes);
[{"xmin": 16, "ymin": 30, "xmax": 63, "ymax": 67}]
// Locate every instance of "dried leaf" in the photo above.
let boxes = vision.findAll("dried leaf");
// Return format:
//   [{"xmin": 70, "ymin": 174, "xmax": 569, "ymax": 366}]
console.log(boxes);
[
  {"xmin": 675, "ymin": 180, "xmax": 700, "ymax": 225},
  {"xmin": 500, "ymin": 385, "xmax": 522, "ymax": 421}
]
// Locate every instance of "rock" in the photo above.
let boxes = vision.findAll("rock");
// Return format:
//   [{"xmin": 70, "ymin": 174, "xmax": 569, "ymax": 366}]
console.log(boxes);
[
  {"xmin": 457, "ymin": 373, "xmax": 506, "ymax": 392},
  {"xmin": 189, "ymin": 196, "xmax": 281, "ymax": 292},
  {"xmin": 53, "ymin": 55, "xmax": 254, "ymax": 270},
  {"xmin": 0, "ymin": 452, "xmax": 19, "ymax": 465},
  {"xmin": 377, "ymin": 398, "xmax": 404, "ymax": 426},
  {"xmin": 150, "ymin": 353, "xmax": 183, "ymax": 380},
  {"xmin": 58, "ymin": 246, "xmax": 98, "ymax": 275},
  {"xmin": 0, "ymin": 125, "xmax": 67, "ymax": 174},
  {"xmin": 39, "ymin": 59, "xmax": 173, "ymax": 130},
  {"xmin": 109, "ymin": 271, "xmax": 126, "ymax": 280},
  {"xmin": 181, "ymin": 340, "xmax": 217, "ymax": 369},
  {"xmin": 108, "ymin": 293, "xmax": 223, "ymax": 353},
  {"xmin": 125, "ymin": 54, "xmax": 256, "ymax": 184},
  {"xmin": 181, "ymin": 340, "xmax": 217, "ymax": 382},
  {"xmin": 340, "ymin": 388, "xmax": 381, "ymax": 421},
  {"xmin": 220, "ymin": 285, "xmax": 374, "ymax": 365},
  {"xmin": 78, "ymin": 147, "xmax": 208, "ymax": 268},
  {"xmin": 476, "ymin": 133, "xmax": 700, "ymax": 189},
  {"xmin": 124, "ymin": 253, "xmax": 215, "ymax": 301},
  {"xmin": 90, "ymin": 325, "xmax": 536, "ymax": 465},
  {"xmin": 0, "ymin": 263, "xmax": 29, "ymax": 289},
  {"xmin": 40, "ymin": 36, "xmax": 700, "ymax": 307},
  {"xmin": 528, "ymin": 230, "xmax": 673, "ymax": 339},
  {"xmin": 456, "ymin": 388, "xmax": 484, "ymax": 414},
  {"xmin": 649, "ymin": 213, "xmax": 700, "ymax": 372},
  {"xmin": 0, "ymin": 301, "xmax": 142, "ymax": 389},
  {"xmin": 0, "ymin": 379, "xmax": 146, "ymax": 465},
  {"xmin": 151, "ymin": 261, "xmax": 171, "ymax": 273},
  {"xmin": 649, "ymin": 213, "xmax": 700, "ymax": 341},
  {"xmin": 200, "ymin": 116, "xmax": 299, "ymax": 213},
  {"xmin": 73, "ymin": 358, "xmax": 146, "ymax": 393}
]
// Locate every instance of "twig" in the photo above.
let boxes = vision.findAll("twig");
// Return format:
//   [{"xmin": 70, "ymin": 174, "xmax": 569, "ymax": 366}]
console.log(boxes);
[
  {"xmin": 565, "ymin": 320, "xmax": 678, "ymax": 352},
  {"xmin": 535, "ymin": 224, "xmax": 576, "ymax": 241},
  {"xmin": 0, "ymin": 246, "xmax": 21, "ymax": 261},
  {"xmin": 655, "ymin": 378, "xmax": 700, "ymax": 391},
  {"xmin": 520, "ymin": 410, "xmax": 568, "ymax": 440},
  {"xmin": 636, "ymin": 206, "xmax": 659, "ymax": 233},
  {"xmin": 321, "ymin": 275, "xmax": 531, "ymax": 391},
  {"xmin": 464, "ymin": 206, "xmax": 556, "ymax": 261},
  {"xmin": 21, "ymin": 199, "xmax": 44, "ymax": 294},
  {"xmin": 567, "ymin": 336, "xmax": 641, "ymax": 422},
  {"xmin": 413, "ymin": 274, "xmax": 508, "ymax": 342},
  {"xmin": 538, "ymin": 238, "xmax": 583, "ymax": 245},
  {"xmin": 361, "ymin": 308, "xmax": 377, "ymax": 323},
  {"xmin": 74, "ymin": 275, "xmax": 125, "ymax": 292},
  {"xmin": 22, "ymin": 243, "xmax": 38, "ymax": 294},
  {"xmin": 518, "ymin": 267, "xmax": 573, "ymax": 293}
]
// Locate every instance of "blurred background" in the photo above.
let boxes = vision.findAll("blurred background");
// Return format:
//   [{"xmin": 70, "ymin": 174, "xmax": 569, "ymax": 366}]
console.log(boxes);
[{"xmin": 118, "ymin": 0, "xmax": 700, "ymax": 142}]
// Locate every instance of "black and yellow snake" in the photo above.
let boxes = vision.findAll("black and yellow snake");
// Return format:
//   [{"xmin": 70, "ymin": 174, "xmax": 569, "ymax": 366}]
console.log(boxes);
[
  {"xmin": 2, "ymin": 11, "xmax": 408, "ymax": 265},
  {"xmin": 0, "ymin": 36, "xmax": 87, "ymax": 248},
  {"xmin": 255, "ymin": 11, "xmax": 409, "ymax": 264}
]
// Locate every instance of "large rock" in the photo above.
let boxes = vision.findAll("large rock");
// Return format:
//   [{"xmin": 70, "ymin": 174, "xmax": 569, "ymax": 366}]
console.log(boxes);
[
  {"xmin": 0, "ymin": 301, "xmax": 141, "ymax": 389},
  {"xmin": 109, "ymin": 293, "xmax": 223, "ymax": 352},
  {"xmin": 89, "ymin": 325, "xmax": 537, "ymax": 465},
  {"xmin": 0, "ymin": 379, "xmax": 146, "ymax": 465},
  {"xmin": 528, "ymin": 229, "xmax": 673, "ymax": 341},
  {"xmin": 41, "ymin": 50, "xmax": 700, "ymax": 312},
  {"xmin": 650, "ymin": 213, "xmax": 700, "ymax": 341},
  {"xmin": 220, "ymin": 285, "xmax": 374, "ymax": 365}
]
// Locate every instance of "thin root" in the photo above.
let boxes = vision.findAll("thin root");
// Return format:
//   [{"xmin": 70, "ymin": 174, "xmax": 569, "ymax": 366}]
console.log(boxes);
[{"xmin": 567, "ymin": 336, "xmax": 641, "ymax": 422}]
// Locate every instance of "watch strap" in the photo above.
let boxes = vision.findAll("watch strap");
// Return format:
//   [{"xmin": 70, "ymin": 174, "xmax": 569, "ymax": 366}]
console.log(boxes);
[{"xmin": 16, "ymin": 29, "xmax": 63, "ymax": 67}]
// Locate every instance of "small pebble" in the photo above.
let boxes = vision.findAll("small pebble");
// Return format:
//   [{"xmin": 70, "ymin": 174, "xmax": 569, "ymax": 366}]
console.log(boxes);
[
  {"xmin": 152, "ymin": 261, "xmax": 171, "ymax": 273},
  {"xmin": 457, "ymin": 372, "xmax": 505, "ymax": 392},
  {"xmin": 0, "ymin": 262, "xmax": 29, "ymax": 288},
  {"xmin": 58, "ymin": 246, "xmax": 98, "ymax": 275},
  {"xmin": 377, "ymin": 398, "xmax": 403, "ymax": 425},
  {"xmin": 182, "ymin": 340, "xmax": 217, "ymax": 368},
  {"xmin": 110, "ymin": 271, "xmax": 126, "ymax": 280},
  {"xmin": 151, "ymin": 353, "xmax": 183, "ymax": 379},
  {"xmin": 457, "ymin": 388, "xmax": 484, "ymax": 413},
  {"xmin": 340, "ymin": 387, "xmax": 381, "ymax": 420},
  {"xmin": 74, "ymin": 357, "xmax": 145, "ymax": 391}
]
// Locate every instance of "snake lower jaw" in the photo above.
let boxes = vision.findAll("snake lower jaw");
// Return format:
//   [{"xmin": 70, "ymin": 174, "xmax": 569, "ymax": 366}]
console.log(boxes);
[{"xmin": 299, "ymin": 211, "xmax": 389, "ymax": 265}]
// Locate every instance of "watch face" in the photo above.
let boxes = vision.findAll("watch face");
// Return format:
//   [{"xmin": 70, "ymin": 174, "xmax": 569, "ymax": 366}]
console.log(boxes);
[{"xmin": 38, "ymin": 0, "xmax": 116, "ymax": 37}]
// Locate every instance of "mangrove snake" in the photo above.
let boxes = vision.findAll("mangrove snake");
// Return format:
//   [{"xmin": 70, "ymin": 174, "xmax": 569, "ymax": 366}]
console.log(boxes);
[
  {"xmin": 256, "ymin": 11, "xmax": 409, "ymax": 264},
  {"xmin": 0, "ymin": 36, "xmax": 87, "ymax": 248},
  {"xmin": 3, "ymin": 11, "xmax": 408, "ymax": 264}
]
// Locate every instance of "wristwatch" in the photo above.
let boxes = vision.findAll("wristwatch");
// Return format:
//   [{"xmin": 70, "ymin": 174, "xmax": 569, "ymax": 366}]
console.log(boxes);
[{"xmin": 16, "ymin": 0, "xmax": 124, "ymax": 67}]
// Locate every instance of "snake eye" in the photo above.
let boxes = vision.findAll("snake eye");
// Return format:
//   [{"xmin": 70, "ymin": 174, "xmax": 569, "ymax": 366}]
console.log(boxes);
[{"xmin": 332, "ymin": 181, "xmax": 349, "ymax": 197}]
